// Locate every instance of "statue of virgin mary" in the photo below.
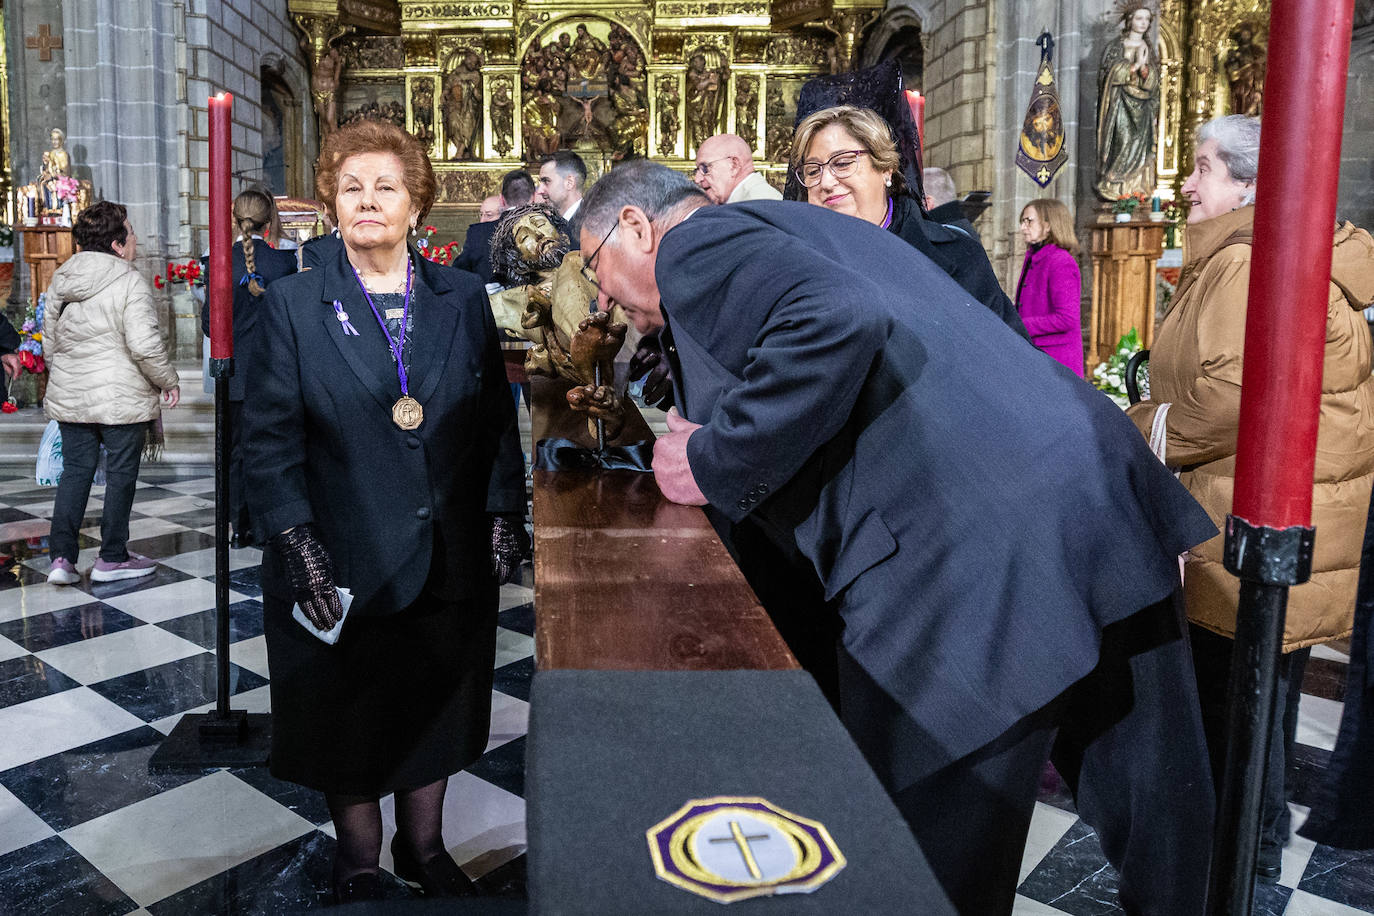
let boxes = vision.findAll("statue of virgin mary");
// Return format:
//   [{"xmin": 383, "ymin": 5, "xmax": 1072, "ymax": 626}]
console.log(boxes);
[{"xmin": 1094, "ymin": 6, "xmax": 1160, "ymax": 200}]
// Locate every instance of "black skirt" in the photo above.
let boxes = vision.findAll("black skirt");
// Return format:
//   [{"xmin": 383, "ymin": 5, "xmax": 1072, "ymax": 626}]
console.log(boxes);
[{"xmin": 262, "ymin": 583, "xmax": 498, "ymax": 796}]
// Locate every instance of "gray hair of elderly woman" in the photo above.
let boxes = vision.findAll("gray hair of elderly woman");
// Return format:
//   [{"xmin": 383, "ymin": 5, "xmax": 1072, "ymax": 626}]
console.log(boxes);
[
  {"xmin": 579, "ymin": 160, "xmax": 708, "ymax": 239},
  {"xmin": 1197, "ymin": 114, "xmax": 1261, "ymax": 204}
]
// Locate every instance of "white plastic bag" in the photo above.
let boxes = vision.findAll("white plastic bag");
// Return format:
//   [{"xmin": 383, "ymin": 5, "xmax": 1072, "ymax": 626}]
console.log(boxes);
[{"xmin": 35, "ymin": 420, "xmax": 62, "ymax": 486}]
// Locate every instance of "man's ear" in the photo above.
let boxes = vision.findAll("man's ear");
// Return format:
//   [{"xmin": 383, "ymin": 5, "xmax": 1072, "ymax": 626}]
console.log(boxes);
[{"xmin": 619, "ymin": 205, "xmax": 656, "ymax": 254}]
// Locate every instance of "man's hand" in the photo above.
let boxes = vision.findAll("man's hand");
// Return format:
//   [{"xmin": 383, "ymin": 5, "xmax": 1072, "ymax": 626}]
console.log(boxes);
[
  {"xmin": 1, "ymin": 353, "xmax": 19, "ymax": 381},
  {"xmin": 162, "ymin": 386, "xmax": 180, "ymax": 408},
  {"xmin": 653, "ymin": 408, "xmax": 708, "ymax": 505}
]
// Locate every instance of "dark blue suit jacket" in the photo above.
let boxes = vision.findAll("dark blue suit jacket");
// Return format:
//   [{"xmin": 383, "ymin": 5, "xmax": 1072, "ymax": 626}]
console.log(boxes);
[
  {"xmin": 201, "ymin": 240, "xmax": 298, "ymax": 401},
  {"xmin": 657, "ymin": 200, "xmax": 1216, "ymax": 782},
  {"xmin": 243, "ymin": 244, "xmax": 524, "ymax": 617},
  {"xmin": 454, "ymin": 219, "xmax": 497, "ymax": 284}
]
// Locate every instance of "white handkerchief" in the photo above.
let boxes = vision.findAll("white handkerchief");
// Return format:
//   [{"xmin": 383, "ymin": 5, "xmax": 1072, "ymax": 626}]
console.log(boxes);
[{"xmin": 292, "ymin": 587, "xmax": 354, "ymax": 645}]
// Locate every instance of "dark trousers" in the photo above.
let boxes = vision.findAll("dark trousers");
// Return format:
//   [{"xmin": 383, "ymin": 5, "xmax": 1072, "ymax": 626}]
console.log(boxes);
[
  {"xmin": 227, "ymin": 400, "xmax": 252, "ymax": 541},
  {"xmin": 50, "ymin": 422, "xmax": 146, "ymax": 564},
  {"xmin": 1190, "ymin": 623, "xmax": 1310, "ymax": 864},
  {"xmin": 860, "ymin": 596, "xmax": 1213, "ymax": 916}
]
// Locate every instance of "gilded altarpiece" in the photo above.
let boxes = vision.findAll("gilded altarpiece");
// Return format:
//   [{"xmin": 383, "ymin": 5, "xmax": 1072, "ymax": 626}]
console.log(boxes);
[
  {"xmin": 1153, "ymin": 0, "xmax": 1270, "ymax": 202},
  {"xmin": 307, "ymin": 0, "xmax": 865, "ymax": 209}
]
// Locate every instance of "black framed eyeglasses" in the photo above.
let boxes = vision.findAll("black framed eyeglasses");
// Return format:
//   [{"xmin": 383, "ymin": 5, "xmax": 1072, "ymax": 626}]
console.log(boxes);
[
  {"xmin": 580, "ymin": 221, "xmax": 618, "ymax": 290},
  {"xmin": 795, "ymin": 149, "xmax": 871, "ymax": 188}
]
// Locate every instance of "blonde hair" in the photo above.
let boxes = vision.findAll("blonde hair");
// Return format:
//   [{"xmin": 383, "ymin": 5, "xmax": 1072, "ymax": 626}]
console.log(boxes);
[
  {"xmin": 791, "ymin": 105, "xmax": 904, "ymax": 195},
  {"xmin": 233, "ymin": 189, "xmax": 276, "ymax": 296},
  {"xmin": 1022, "ymin": 198, "xmax": 1080, "ymax": 255}
]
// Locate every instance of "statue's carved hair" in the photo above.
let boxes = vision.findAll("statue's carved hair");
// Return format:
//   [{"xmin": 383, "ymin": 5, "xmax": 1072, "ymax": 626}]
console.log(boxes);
[
  {"xmin": 315, "ymin": 118, "xmax": 436, "ymax": 223},
  {"xmin": 488, "ymin": 202, "xmax": 569, "ymax": 286}
]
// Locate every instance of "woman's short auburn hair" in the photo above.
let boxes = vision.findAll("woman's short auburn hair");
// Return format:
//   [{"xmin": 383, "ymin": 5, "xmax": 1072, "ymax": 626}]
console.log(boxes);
[
  {"xmin": 790, "ymin": 105, "xmax": 905, "ymax": 195},
  {"xmin": 1022, "ymin": 198, "xmax": 1081, "ymax": 256},
  {"xmin": 315, "ymin": 119, "xmax": 437, "ymax": 222}
]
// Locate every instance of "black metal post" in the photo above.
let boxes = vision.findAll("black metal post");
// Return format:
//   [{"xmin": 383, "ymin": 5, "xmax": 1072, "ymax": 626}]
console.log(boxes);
[
  {"xmin": 206, "ymin": 358, "xmax": 238, "ymax": 731},
  {"xmin": 148, "ymin": 356, "xmax": 271, "ymax": 771},
  {"xmin": 1207, "ymin": 518, "xmax": 1315, "ymax": 915}
]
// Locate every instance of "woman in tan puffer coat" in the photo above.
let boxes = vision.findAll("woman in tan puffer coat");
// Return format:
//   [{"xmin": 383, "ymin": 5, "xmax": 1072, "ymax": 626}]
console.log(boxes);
[
  {"xmin": 42, "ymin": 201, "xmax": 180, "ymax": 586},
  {"xmin": 1126, "ymin": 115, "xmax": 1374, "ymax": 880}
]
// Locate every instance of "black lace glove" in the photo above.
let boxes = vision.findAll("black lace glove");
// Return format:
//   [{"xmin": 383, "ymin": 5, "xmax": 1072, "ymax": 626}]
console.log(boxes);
[
  {"xmin": 490, "ymin": 514, "xmax": 530, "ymax": 586},
  {"xmin": 271, "ymin": 525, "xmax": 344, "ymax": 631},
  {"xmin": 628, "ymin": 333, "xmax": 674, "ymax": 409}
]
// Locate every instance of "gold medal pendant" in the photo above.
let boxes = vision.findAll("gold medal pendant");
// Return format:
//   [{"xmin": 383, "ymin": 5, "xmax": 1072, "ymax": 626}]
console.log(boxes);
[{"xmin": 392, "ymin": 395, "xmax": 424, "ymax": 430}]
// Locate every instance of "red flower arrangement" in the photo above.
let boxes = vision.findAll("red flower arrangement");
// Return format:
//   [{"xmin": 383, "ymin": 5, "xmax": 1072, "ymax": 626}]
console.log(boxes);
[
  {"xmin": 154, "ymin": 259, "xmax": 204, "ymax": 290},
  {"xmin": 417, "ymin": 226, "xmax": 461, "ymax": 266}
]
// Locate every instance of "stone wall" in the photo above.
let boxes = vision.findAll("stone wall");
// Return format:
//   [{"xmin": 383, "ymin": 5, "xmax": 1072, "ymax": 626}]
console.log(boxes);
[
  {"xmin": 921, "ymin": 0, "xmax": 995, "ymax": 228},
  {"xmin": 182, "ymin": 0, "xmax": 312, "ymax": 256},
  {"xmin": 1339, "ymin": 15, "xmax": 1374, "ymax": 231}
]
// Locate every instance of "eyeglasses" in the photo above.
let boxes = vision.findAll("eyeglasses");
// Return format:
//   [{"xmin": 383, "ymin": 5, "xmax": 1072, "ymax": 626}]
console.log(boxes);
[
  {"xmin": 580, "ymin": 221, "xmax": 618, "ymax": 290},
  {"xmin": 692, "ymin": 156, "xmax": 734, "ymax": 178},
  {"xmin": 795, "ymin": 149, "xmax": 871, "ymax": 188}
]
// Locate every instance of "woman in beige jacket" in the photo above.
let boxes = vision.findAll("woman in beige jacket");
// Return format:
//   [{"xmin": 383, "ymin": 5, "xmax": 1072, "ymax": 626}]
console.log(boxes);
[
  {"xmin": 1126, "ymin": 115, "xmax": 1374, "ymax": 880},
  {"xmin": 43, "ymin": 201, "xmax": 180, "ymax": 585}
]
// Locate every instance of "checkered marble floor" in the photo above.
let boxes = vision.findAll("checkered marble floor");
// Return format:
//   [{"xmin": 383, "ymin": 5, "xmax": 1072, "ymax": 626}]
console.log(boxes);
[{"xmin": 0, "ymin": 463, "xmax": 1371, "ymax": 914}]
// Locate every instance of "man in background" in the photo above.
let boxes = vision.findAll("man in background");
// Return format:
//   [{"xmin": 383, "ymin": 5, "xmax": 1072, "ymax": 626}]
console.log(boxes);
[
  {"xmin": 692, "ymin": 133, "xmax": 780, "ymax": 205},
  {"xmin": 534, "ymin": 151, "xmax": 587, "ymax": 246},
  {"xmin": 455, "ymin": 169, "xmax": 535, "ymax": 283},
  {"xmin": 923, "ymin": 167, "xmax": 978, "ymax": 239},
  {"xmin": 478, "ymin": 194, "xmax": 503, "ymax": 223}
]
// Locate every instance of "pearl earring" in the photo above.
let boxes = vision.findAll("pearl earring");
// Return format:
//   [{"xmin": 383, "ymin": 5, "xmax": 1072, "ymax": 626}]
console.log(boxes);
[{"xmin": 884, "ymin": 177, "xmax": 892, "ymax": 188}]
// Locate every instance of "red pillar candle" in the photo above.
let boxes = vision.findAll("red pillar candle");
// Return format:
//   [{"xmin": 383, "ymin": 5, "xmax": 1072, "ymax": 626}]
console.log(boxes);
[
  {"xmin": 905, "ymin": 90, "xmax": 925, "ymax": 148},
  {"xmin": 1231, "ymin": 0, "xmax": 1356, "ymax": 528},
  {"xmin": 208, "ymin": 92, "xmax": 234, "ymax": 359}
]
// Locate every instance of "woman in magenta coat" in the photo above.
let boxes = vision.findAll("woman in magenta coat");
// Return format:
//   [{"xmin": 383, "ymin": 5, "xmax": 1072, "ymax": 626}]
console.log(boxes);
[{"xmin": 1015, "ymin": 198, "xmax": 1084, "ymax": 376}]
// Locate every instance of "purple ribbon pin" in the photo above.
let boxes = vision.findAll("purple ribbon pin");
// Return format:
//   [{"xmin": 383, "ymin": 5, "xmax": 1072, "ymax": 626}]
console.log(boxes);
[{"xmin": 332, "ymin": 300, "xmax": 359, "ymax": 336}]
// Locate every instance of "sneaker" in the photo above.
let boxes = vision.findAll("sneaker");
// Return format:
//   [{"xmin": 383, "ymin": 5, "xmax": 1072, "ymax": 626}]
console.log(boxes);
[
  {"xmin": 47, "ymin": 557, "xmax": 81, "ymax": 586},
  {"xmin": 91, "ymin": 554, "xmax": 158, "ymax": 582}
]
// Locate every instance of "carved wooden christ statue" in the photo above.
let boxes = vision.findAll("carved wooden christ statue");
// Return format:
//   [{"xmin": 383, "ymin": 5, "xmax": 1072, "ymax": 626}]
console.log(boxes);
[
  {"xmin": 1094, "ymin": 5, "xmax": 1160, "ymax": 200},
  {"xmin": 488, "ymin": 204, "xmax": 632, "ymax": 440}
]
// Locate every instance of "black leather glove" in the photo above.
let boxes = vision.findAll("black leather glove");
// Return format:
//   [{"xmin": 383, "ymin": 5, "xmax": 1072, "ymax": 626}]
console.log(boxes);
[
  {"xmin": 490, "ymin": 514, "xmax": 530, "ymax": 586},
  {"xmin": 628, "ymin": 333, "xmax": 674, "ymax": 409},
  {"xmin": 271, "ymin": 525, "xmax": 344, "ymax": 631}
]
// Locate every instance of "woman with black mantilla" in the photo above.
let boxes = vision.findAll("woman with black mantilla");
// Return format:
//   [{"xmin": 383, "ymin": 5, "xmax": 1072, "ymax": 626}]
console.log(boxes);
[{"xmin": 243, "ymin": 119, "xmax": 526, "ymax": 904}]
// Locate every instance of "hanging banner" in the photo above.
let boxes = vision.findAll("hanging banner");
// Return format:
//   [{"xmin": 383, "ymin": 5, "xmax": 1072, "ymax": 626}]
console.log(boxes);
[{"xmin": 1017, "ymin": 32, "xmax": 1068, "ymax": 187}]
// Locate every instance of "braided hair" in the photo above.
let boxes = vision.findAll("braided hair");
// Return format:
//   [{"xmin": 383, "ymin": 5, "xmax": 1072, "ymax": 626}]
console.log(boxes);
[{"xmin": 232, "ymin": 189, "xmax": 276, "ymax": 296}]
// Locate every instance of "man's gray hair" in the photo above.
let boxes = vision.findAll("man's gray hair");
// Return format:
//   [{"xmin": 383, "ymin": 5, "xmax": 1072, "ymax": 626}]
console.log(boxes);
[
  {"xmin": 923, "ymin": 168, "xmax": 958, "ymax": 208},
  {"xmin": 580, "ymin": 160, "xmax": 708, "ymax": 238},
  {"xmin": 1197, "ymin": 114, "xmax": 1261, "ymax": 203}
]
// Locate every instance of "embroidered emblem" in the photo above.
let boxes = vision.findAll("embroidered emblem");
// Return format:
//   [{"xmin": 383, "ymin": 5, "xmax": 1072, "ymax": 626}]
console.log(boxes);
[{"xmin": 647, "ymin": 797, "xmax": 845, "ymax": 903}]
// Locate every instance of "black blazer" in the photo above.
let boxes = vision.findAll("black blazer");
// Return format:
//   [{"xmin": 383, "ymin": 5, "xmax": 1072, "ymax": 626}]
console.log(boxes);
[
  {"xmin": 201, "ymin": 240, "xmax": 298, "ymax": 401},
  {"xmin": 656, "ymin": 200, "xmax": 1216, "ymax": 779},
  {"xmin": 926, "ymin": 200, "xmax": 980, "ymax": 242},
  {"xmin": 453, "ymin": 219, "xmax": 498, "ymax": 284},
  {"xmin": 300, "ymin": 232, "xmax": 343, "ymax": 272},
  {"xmin": 243, "ymin": 243, "xmax": 524, "ymax": 617},
  {"xmin": 888, "ymin": 194, "xmax": 1029, "ymax": 341}
]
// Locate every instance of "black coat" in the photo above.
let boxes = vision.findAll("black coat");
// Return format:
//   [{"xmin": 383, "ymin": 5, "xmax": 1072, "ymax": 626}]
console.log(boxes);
[
  {"xmin": 454, "ymin": 219, "xmax": 498, "ymax": 284},
  {"xmin": 243, "ymin": 243, "xmax": 525, "ymax": 617},
  {"xmin": 926, "ymin": 199, "xmax": 980, "ymax": 241},
  {"xmin": 300, "ymin": 233, "xmax": 343, "ymax": 272},
  {"xmin": 657, "ymin": 200, "xmax": 1217, "ymax": 780},
  {"xmin": 201, "ymin": 240, "xmax": 298, "ymax": 401},
  {"xmin": 0, "ymin": 313, "xmax": 19, "ymax": 354},
  {"xmin": 887, "ymin": 194, "xmax": 1029, "ymax": 341}
]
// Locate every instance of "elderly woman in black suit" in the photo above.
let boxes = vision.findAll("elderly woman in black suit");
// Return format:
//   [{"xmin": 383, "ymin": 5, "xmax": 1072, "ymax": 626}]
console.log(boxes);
[{"xmin": 243, "ymin": 119, "xmax": 525, "ymax": 904}]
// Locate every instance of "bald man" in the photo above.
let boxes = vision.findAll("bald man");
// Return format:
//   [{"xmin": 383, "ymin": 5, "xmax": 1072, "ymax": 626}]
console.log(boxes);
[{"xmin": 691, "ymin": 133, "xmax": 781, "ymax": 205}]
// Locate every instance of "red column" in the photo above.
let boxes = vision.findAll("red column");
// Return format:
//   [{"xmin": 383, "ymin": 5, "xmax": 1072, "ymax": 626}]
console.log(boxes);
[
  {"xmin": 208, "ymin": 93, "xmax": 234, "ymax": 360},
  {"xmin": 1231, "ymin": 0, "xmax": 1354, "ymax": 528}
]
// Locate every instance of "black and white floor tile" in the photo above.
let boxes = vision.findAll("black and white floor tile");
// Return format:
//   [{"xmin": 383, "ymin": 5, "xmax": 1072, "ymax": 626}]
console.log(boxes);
[{"xmin": 0, "ymin": 463, "xmax": 1370, "ymax": 914}]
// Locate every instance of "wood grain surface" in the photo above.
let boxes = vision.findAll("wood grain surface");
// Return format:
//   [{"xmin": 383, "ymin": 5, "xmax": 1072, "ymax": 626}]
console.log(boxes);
[{"xmin": 532, "ymin": 467, "xmax": 799, "ymax": 671}]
